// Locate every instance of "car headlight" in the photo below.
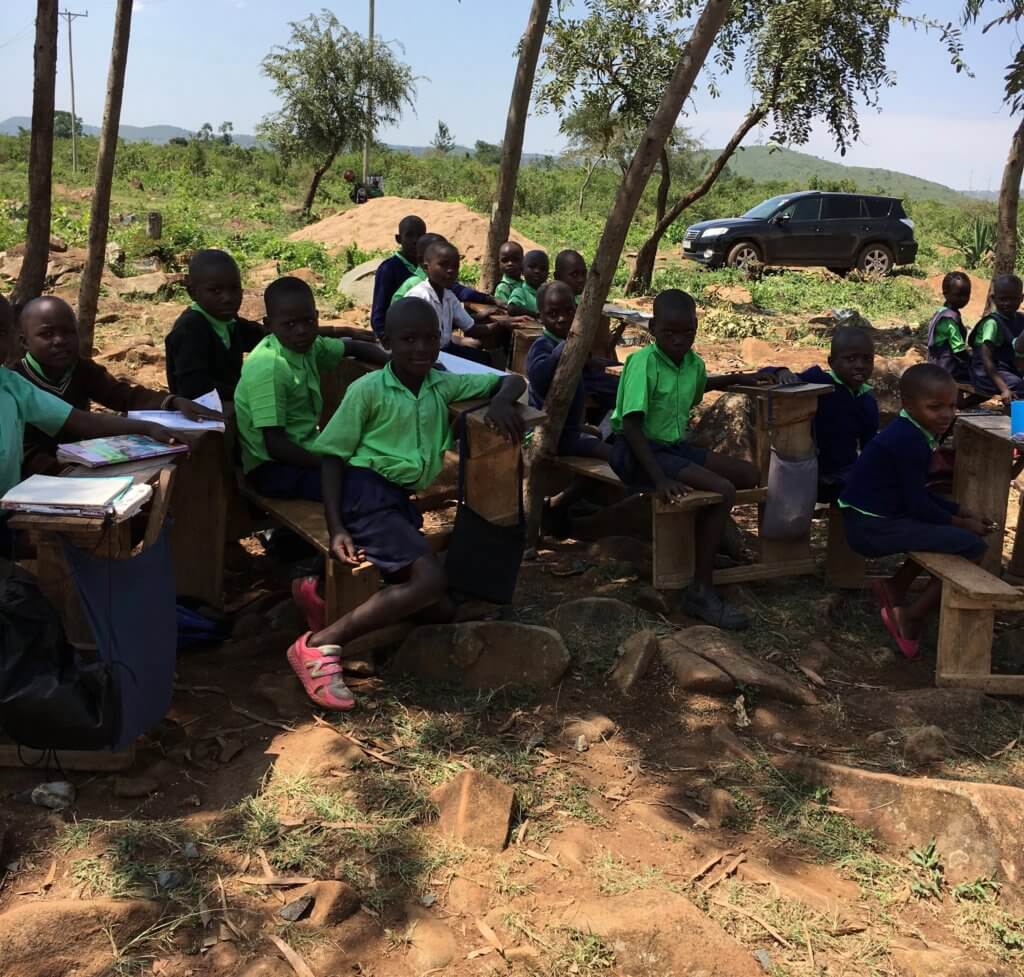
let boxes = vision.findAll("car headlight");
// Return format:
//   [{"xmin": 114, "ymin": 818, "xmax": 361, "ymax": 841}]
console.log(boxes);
[{"xmin": 699, "ymin": 227, "xmax": 729, "ymax": 239}]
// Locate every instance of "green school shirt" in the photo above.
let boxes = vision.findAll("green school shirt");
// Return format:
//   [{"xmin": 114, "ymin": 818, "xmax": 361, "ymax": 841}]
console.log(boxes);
[
  {"xmin": 234, "ymin": 333, "xmax": 347, "ymax": 473},
  {"xmin": 190, "ymin": 301, "xmax": 236, "ymax": 349},
  {"xmin": 312, "ymin": 364, "xmax": 502, "ymax": 491},
  {"xmin": 932, "ymin": 307, "xmax": 968, "ymax": 354},
  {"xmin": 0, "ymin": 368, "xmax": 73, "ymax": 496},
  {"xmin": 391, "ymin": 268, "xmax": 428, "ymax": 304},
  {"xmin": 973, "ymin": 314, "xmax": 1005, "ymax": 347},
  {"xmin": 494, "ymin": 275, "xmax": 521, "ymax": 304},
  {"xmin": 508, "ymin": 281, "xmax": 539, "ymax": 314},
  {"xmin": 610, "ymin": 343, "xmax": 707, "ymax": 444}
]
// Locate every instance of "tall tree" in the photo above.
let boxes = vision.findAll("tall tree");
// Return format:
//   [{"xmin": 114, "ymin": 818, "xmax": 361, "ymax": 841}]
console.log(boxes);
[
  {"xmin": 77, "ymin": 0, "xmax": 133, "ymax": 358},
  {"xmin": 14, "ymin": 0, "xmax": 59, "ymax": 306},
  {"xmin": 530, "ymin": 0, "xmax": 730, "ymax": 473},
  {"xmin": 480, "ymin": 0, "xmax": 550, "ymax": 293},
  {"xmin": 259, "ymin": 11, "xmax": 415, "ymax": 216}
]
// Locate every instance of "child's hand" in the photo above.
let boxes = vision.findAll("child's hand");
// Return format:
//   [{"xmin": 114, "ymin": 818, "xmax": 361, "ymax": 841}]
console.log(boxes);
[
  {"xmin": 655, "ymin": 477, "xmax": 690, "ymax": 504},
  {"xmin": 485, "ymin": 401, "xmax": 525, "ymax": 443},
  {"xmin": 330, "ymin": 530, "xmax": 364, "ymax": 565},
  {"xmin": 174, "ymin": 397, "xmax": 224, "ymax": 422}
]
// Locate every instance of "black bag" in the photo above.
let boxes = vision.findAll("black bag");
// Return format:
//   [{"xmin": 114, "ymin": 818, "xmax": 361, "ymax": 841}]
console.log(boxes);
[
  {"xmin": 443, "ymin": 412, "xmax": 526, "ymax": 604},
  {"xmin": 0, "ymin": 563, "xmax": 116, "ymax": 751}
]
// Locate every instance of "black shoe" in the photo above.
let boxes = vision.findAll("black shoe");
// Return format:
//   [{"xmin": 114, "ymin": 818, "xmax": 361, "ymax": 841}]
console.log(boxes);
[{"xmin": 680, "ymin": 585, "xmax": 749, "ymax": 631}]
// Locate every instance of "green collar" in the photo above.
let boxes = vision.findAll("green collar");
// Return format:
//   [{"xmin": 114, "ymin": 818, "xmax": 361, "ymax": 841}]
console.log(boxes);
[
  {"xmin": 828, "ymin": 368, "xmax": 872, "ymax": 396},
  {"xmin": 651, "ymin": 343, "xmax": 695, "ymax": 371},
  {"xmin": 24, "ymin": 351, "xmax": 74, "ymax": 393},
  {"xmin": 190, "ymin": 301, "xmax": 236, "ymax": 348},
  {"xmin": 899, "ymin": 408, "xmax": 938, "ymax": 450},
  {"xmin": 542, "ymin": 328, "xmax": 564, "ymax": 344},
  {"xmin": 396, "ymin": 251, "xmax": 419, "ymax": 276}
]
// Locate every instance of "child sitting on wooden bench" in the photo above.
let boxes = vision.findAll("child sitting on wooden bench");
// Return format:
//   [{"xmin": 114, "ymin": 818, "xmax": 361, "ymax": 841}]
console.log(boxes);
[
  {"xmin": 13, "ymin": 296, "xmax": 221, "ymax": 476},
  {"xmin": 609, "ymin": 288, "xmax": 794, "ymax": 630},
  {"xmin": 286, "ymin": 297, "xmax": 526, "ymax": 711},
  {"xmin": 839, "ymin": 364, "xmax": 991, "ymax": 660}
]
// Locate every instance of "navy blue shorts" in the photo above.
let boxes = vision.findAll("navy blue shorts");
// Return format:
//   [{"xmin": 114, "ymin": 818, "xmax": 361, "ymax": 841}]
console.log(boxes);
[
  {"xmin": 610, "ymin": 437, "xmax": 708, "ymax": 491},
  {"xmin": 341, "ymin": 467, "xmax": 432, "ymax": 576},
  {"xmin": 842, "ymin": 508, "xmax": 986, "ymax": 560},
  {"xmin": 248, "ymin": 461, "xmax": 323, "ymax": 502}
]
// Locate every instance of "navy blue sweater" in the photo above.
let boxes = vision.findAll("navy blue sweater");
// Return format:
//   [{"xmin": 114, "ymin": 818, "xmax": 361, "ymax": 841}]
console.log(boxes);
[
  {"xmin": 370, "ymin": 255, "xmax": 491, "ymax": 337},
  {"xmin": 799, "ymin": 365, "xmax": 879, "ymax": 480},
  {"xmin": 840, "ymin": 415, "xmax": 958, "ymax": 524}
]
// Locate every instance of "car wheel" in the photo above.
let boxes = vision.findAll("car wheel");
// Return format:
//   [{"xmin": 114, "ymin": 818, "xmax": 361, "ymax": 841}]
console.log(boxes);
[
  {"xmin": 726, "ymin": 241, "xmax": 761, "ymax": 270},
  {"xmin": 827, "ymin": 266, "xmax": 851, "ymax": 277},
  {"xmin": 857, "ymin": 244, "xmax": 894, "ymax": 276}
]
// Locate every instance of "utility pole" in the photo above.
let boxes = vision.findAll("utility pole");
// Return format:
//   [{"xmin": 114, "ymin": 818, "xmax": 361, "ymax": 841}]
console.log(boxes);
[
  {"xmin": 59, "ymin": 8, "xmax": 88, "ymax": 174},
  {"xmin": 361, "ymin": 0, "xmax": 374, "ymax": 185}
]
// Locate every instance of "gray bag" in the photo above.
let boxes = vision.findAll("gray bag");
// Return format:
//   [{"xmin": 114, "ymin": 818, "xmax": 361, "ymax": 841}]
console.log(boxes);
[{"xmin": 761, "ymin": 448, "xmax": 818, "ymax": 541}]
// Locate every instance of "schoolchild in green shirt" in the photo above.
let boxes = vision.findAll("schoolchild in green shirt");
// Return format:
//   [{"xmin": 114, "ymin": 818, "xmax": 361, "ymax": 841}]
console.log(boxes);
[
  {"xmin": 235, "ymin": 277, "xmax": 387, "ymax": 502},
  {"xmin": 494, "ymin": 241, "xmax": 524, "ymax": 304},
  {"xmin": 507, "ymin": 250, "xmax": 549, "ymax": 316},
  {"xmin": 609, "ymin": 288, "xmax": 797, "ymax": 631},
  {"xmin": 284, "ymin": 297, "xmax": 527, "ymax": 711}
]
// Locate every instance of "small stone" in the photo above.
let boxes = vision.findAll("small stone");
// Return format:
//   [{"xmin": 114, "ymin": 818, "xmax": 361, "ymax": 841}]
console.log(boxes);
[
  {"xmin": 609, "ymin": 629, "xmax": 659, "ymax": 694},
  {"xmin": 704, "ymin": 787, "xmax": 738, "ymax": 828},
  {"xmin": 562, "ymin": 713, "xmax": 617, "ymax": 747},
  {"xmin": 113, "ymin": 775, "xmax": 160, "ymax": 799},
  {"xmin": 30, "ymin": 781, "xmax": 75, "ymax": 810},
  {"xmin": 430, "ymin": 769, "xmax": 514, "ymax": 851},
  {"xmin": 903, "ymin": 726, "xmax": 952, "ymax": 765},
  {"xmin": 277, "ymin": 894, "xmax": 314, "ymax": 922},
  {"xmin": 633, "ymin": 585, "xmax": 669, "ymax": 616},
  {"xmin": 208, "ymin": 941, "xmax": 240, "ymax": 970}
]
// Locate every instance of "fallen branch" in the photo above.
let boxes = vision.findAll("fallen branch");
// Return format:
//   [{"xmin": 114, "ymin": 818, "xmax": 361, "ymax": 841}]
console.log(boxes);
[{"xmin": 712, "ymin": 899, "xmax": 793, "ymax": 949}]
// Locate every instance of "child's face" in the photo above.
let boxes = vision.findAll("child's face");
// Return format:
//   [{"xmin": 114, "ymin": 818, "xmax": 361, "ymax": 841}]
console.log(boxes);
[
  {"xmin": 944, "ymin": 279, "xmax": 971, "ymax": 311},
  {"xmin": 994, "ymin": 280, "xmax": 1024, "ymax": 319},
  {"xmin": 188, "ymin": 263, "xmax": 243, "ymax": 320},
  {"xmin": 388, "ymin": 318, "xmax": 441, "ymax": 378},
  {"xmin": 828, "ymin": 341, "xmax": 875, "ymax": 390},
  {"xmin": 266, "ymin": 293, "xmax": 319, "ymax": 354},
  {"xmin": 652, "ymin": 312, "xmax": 698, "ymax": 364},
  {"xmin": 539, "ymin": 289, "xmax": 576, "ymax": 340},
  {"xmin": 20, "ymin": 299, "xmax": 80, "ymax": 372},
  {"xmin": 904, "ymin": 381, "xmax": 957, "ymax": 437},
  {"xmin": 557, "ymin": 256, "xmax": 586, "ymax": 296},
  {"xmin": 523, "ymin": 255, "xmax": 549, "ymax": 289},
  {"xmin": 499, "ymin": 245, "xmax": 523, "ymax": 280},
  {"xmin": 396, "ymin": 222, "xmax": 425, "ymax": 260},
  {"xmin": 425, "ymin": 248, "xmax": 460, "ymax": 289}
]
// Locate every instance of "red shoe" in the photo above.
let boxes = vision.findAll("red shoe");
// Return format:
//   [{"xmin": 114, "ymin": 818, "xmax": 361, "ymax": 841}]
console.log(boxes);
[
  {"xmin": 286, "ymin": 632, "xmax": 355, "ymax": 711},
  {"xmin": 292, "ymin": 576, "xmax": 326, "ymax": 633}
]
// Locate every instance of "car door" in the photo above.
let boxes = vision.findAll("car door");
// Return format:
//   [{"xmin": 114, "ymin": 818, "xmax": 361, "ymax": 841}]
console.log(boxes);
[
  {"xmin": 765, "ymin": 196, "xmax": 822, "ymax": 264},
  {"xmin": 817, "ymin": 196, "xmax": 864, "ymax": 265}
]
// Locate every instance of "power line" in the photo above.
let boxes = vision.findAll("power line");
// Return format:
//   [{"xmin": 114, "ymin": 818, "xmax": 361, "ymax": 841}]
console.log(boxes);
[{"xmin": 59, "ymin": 9, "xmax": 89, "ymax": 174}]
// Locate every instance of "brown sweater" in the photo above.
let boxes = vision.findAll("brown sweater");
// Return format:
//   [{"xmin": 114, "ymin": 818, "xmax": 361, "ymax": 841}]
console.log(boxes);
[{"xmin": 12, "ymin": 357, "xmax": 170, "ymax": 476}]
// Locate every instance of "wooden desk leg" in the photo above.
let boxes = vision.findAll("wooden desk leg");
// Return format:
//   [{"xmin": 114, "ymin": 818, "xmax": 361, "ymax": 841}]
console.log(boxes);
[
  {"xmin": 953, "ymin": 428, "xmax": 1012, "ymax": 575},
  {"xmin": 325, "ymin": 560, "xmax": 380, "ymax": 624},
  {"xmin": 826, "ymin": 504, "xmax": 866, "ymax": 589},
  {"xmin": 652, "ymin": 502, "xmax": 696, "ymax": 590},
  {"xmin": 464, "ymin": 442, "xmax": 520, "ymax": 525}
]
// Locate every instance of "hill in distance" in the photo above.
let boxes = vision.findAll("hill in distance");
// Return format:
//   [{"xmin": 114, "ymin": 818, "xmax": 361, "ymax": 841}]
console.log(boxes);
[{"xmin": 701, "ymin": 144, "xmax": 968, "ymax": 204}]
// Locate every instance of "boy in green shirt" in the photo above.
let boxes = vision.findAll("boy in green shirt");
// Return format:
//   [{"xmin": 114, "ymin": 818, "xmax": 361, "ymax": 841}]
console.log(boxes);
[
  {"xmin": 285, "ymin": 297, "xmax": 527, "ymax": 711},
  {"xmin": 494, "ymin": 241, "xmax": 524, "ymax": 304},
  {"xmin": 508, "ymin": 250, "xmax": 549, "ymax": 316},
  {"xmin": 235, "ymin": 277, "xmax": 387, "ymax": 502},
  {"xmin": 609, "ymin": 288, "xmax": 795, "ymax": 630}
]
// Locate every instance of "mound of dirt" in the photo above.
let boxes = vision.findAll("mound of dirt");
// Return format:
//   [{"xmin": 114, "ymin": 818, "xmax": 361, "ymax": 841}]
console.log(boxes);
[{"xmin": 289, "ymin": 196, "xmax": 545, "ymax": 263}]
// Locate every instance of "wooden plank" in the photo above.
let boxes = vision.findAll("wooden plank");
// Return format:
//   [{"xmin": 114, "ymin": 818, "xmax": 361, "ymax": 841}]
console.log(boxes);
[
  {"xmin": 713, "ymin": 558, "xmax": 817, "ymax": 585},
  {"xmin": 826, "ymin": 504, "xmax": 866, "ymax": 589},
  {"xmin": 0, "ymin": 742, "xmax": 135, "ymax": 771},
  {"xmin": 935, "ymin": 673, "xmax": 1024, "ymax": 695},
  {"xmin": 652, "ymin": 504, "xmax": 697, "ymax": 590},
  {"xmin": 935, "ymin": 598, "xmax": 993, "ymax": 681},
  {"xmin": 910, "ymin": 551, "xmax": 1021, "ymax": 598},
  {"xmin": 953, "ymin": 421, "xmax": 1013, "ymax": 573}
]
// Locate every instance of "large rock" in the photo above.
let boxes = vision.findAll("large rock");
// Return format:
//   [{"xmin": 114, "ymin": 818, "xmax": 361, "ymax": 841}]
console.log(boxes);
[
  {"xmin": 667, "ymin": 626, "xmax": 817, "ymax": 706},
  {"xmin": 430, "ymin": 769, "xmax": 513, "ymax": 851},
  {"xmin": 660, "ymin": 637, "xmax": 736, "ymax": 694},
  {"xmin": 392, "ymin": 622, "xmax": 569, "ymax": 688},
  {"xmin": 609, "ymin": 629, "xmax": 659, "ymax": 693},
  {"xmin": 558, "ymin": 890, "xmax": 764, "ymax": 977},
  {"xmin": 0, "ymin": 898, "xmax": 162, "ymax": 977},
  {"xmin": 337, "ymin": 256, "xmax": 385, "ymax": 306},
  {"xmin": 781, "ymin": 756, "xmax": 1024, "ymax": 884},
  {"xmin": 104, "ymin": 271, "xmax": 183, "ymax": 299}
]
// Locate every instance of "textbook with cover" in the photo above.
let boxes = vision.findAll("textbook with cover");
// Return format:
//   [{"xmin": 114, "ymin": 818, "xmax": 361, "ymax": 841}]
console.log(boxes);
[{"xmin": 56, "ymin": 435, "xmax": 189, "ymax": 468}]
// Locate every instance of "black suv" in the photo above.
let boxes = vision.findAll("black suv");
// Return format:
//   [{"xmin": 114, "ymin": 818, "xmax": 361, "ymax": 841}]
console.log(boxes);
[{"xmin": 681, "ymin": 191, "xmax": 917, "ymax": 275}]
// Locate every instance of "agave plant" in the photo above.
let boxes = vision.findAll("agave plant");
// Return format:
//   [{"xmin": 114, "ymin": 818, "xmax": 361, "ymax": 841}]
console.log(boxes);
[{"xmin": 951, "ymin": 218, "xmax": 996, "ymax": 269}]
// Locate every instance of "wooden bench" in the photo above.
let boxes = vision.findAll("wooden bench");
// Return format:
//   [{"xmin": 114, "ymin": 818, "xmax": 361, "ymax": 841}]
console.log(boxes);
[{"xmin": 910, "ymin": 550, "xmax": 1024, "ymax": 694}]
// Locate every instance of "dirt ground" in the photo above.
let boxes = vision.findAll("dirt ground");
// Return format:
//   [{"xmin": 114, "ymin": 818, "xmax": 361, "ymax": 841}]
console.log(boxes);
[{"xmin": 4, "ymin": 260, "xmax": 1024, "ymax": 977}]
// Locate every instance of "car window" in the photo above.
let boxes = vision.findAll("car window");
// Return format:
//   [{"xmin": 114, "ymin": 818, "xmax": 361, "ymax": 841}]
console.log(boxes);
[
  {"xmin": 821, "ymin": 196, "xmax": 862, "ymax": 220},
  {"xmin": 780, "ymin": 197, "xmax": 820, "ymax": 221},
  {"xmin": 863, "ymin": 197, "xmax": 892, "ymax": 218}
]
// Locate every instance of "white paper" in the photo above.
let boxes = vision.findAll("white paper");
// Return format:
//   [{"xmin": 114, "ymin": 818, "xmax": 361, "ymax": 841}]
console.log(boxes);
[
  {"xmin": 1, "ymin": 473, "xmax": 133, "ymax": 510},
  {"xmin": 437, "ymin": 351, "xmax": 506, "ymax": 376}
]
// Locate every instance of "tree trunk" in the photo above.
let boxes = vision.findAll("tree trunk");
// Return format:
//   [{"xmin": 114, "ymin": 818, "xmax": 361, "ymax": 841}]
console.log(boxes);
[
  {"xmin": 480, "ymin": 0, "xmax": 550, "ymax": 293},
  {"xmin": 655, "ymin": 146, "xmax": 671, "ymax": 226},
  {"xmin": 578, "ymin": 157, "xmax": 600, "ymax": 215},
  {"xmin": 13, "ymin": 0, "xmax": 59, "ymax": 306},
  {"xmin": 77, "ymin": 0, "xmax": 134, "ymax": 358},
  {"xmin": 530, "ymin": 0, "xmax": 730, "ymax": 472},
  {"xmin": 626, "ymin": 103, "xmax": 766, "ymax": 295},
  {"xmin": 303, "ymin": 150, "xmax": 338, "ymax": 215},
  {"xmin": 994, "ymin": 115, "xmax": 1024, "ymax": 279}
]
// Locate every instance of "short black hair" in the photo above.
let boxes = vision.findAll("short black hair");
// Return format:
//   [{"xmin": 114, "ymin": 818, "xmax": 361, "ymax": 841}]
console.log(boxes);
[
  {"xmin": 416, "ymin": 233, "xmax": 447, "ymax": 264},
  {"xmin": 264, "ymin": 276, "xmax": 315, "ymax": 316},
  {"xmin": 187, "ymin": 248, "xmax": 239, "ymax": 279},
  {"xmin": 652, "ymin": 288, "xmax": 696, "ymax": 324},
  {"xmin": 830, "ymin": 325, "xmax": 874, "ymax": 356},
  {"xmin": 993, "ymin": 273, "xmax": 1023, "ymax": 293},
  {"xmin": 942, "ymin": 271, "xmax": 970, "ymax": 293},
  {"xmin": 385, "ymin": 296, "xmax": 439, "ymax": 336},
  {"xmin": 523, "ymin": 249, "xmax": 549, "ymax": 267},
  {"xmin": 424, "ymin": 239, "xmax": 458, "ymax": 264},
  {"xmin": 398, "ymin": 214, "xmax": 426, "ymax": 236},
  {"xmin": 554, "ymin": 249, "xmax": 585, "ymax": 275},
  {"xmin": 900, "ymin": 362, "xmax": 956, "ymax": 400},
  {"xmin": 537, "ymin": 279, "xmax": 574, "ymax": 311}
]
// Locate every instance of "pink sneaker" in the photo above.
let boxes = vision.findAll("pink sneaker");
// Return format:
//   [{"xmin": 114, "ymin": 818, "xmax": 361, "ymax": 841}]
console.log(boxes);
[
  {"xmin": 292, "ymin": 577, "xmax": 326, "ymax": 633},
  {"xmin": 286, "ymin": 632, "xmax": 355, "ymax": 711}
]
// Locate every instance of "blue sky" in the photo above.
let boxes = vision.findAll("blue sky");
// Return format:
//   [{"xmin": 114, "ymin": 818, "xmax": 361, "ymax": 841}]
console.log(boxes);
[{"xmin": 0, "ymin": 1, "xmax": 1016, "ymax": 190}]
